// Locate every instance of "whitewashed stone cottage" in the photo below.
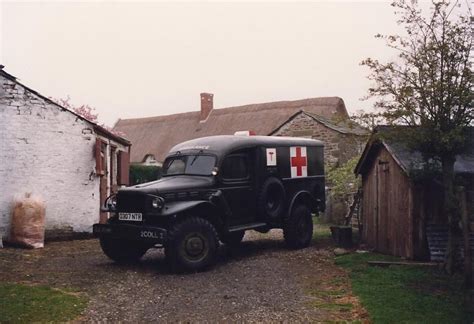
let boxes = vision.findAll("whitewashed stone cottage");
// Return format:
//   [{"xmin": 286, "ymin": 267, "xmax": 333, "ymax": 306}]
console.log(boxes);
[{"xmin": 0, "ymin": 66, "xmax": 131, "ymax": 240}]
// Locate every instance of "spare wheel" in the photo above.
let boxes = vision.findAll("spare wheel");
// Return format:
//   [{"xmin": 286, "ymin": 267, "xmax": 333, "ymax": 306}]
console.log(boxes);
[{"xmin": 257, "ymin": 177, "xmax": 286, "ymax": 219}]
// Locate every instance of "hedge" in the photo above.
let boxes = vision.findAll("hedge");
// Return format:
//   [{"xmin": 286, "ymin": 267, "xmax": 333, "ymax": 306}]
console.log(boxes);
[{"xmin": 129, "ymin": 165, "xmax": 162, "ymax": 185}]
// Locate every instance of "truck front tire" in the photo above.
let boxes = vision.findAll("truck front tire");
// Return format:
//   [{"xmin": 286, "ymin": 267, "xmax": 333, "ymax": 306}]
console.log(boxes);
[
  {"xmin": 284, "ymin": 204, "xmax": 313, "ymax": 249},
  {"xmin": 99, "ymin": 237, "xmax": 149, "ymax": 263},
  {"xmin": 165, "ymin": 217, "xmax": 218, "ymax": 272}
]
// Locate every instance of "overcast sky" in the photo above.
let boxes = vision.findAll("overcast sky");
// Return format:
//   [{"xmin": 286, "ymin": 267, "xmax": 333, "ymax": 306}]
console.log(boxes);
[{"xmin": 0, "ymin": 0, "xmax": 462, "ymax": 126}]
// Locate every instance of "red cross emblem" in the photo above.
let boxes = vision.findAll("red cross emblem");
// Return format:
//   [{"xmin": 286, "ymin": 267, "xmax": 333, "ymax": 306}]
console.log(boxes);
[{"xmin": 290, "ymin": 146, "xmax": 307, "ymax": 177}]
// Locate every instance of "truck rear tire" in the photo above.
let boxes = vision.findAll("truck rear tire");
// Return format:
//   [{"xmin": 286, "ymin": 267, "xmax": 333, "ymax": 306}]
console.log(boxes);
[
  {"xmin": 284, "ymin": 204, "xmax": 313, "ymax": 249},
  {"xmin": 99, "ymin": 237, "xmax": 148, "ymax": 263},
  {"xmin": 165, "ymin": 217, "xmax": 218, "ymax": 272}
]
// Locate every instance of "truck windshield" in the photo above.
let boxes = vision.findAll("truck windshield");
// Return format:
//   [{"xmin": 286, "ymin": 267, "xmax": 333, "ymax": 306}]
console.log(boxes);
[{"xmin": 162, "ymin": 155, "xmax": 216, "ymax": 176}]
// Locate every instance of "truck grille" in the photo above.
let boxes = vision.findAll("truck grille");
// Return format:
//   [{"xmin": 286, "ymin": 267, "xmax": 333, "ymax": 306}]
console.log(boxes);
[
  {"xmin": 162, "ymin": 190, "xmax": 215, "ymax": 202},
  {"xmin": 117, "ymin": 192, "xmax": 147, "ymax": 213}
]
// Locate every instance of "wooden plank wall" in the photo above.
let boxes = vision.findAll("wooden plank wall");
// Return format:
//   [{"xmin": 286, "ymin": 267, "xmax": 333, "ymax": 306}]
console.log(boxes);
[{"xmin": 361, "ymin": 147, "xmax": 414, "ymax": 258}]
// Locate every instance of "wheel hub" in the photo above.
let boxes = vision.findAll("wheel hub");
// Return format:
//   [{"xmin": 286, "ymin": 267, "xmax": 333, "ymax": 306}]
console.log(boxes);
[{"xmin": 184, "ymin": 235, "xmax": 205, "ymax": 257}]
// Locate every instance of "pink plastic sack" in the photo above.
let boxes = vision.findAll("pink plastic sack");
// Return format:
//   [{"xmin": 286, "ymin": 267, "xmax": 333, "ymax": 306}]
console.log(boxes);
[{"xmin": 9, "ymin": 193, "xmax": 46, "ymax": 248}]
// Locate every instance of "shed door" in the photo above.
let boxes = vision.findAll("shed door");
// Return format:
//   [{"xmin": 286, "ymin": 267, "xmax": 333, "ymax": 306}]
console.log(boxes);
[{"xmin": 376, "ymin": 160, "xmax": 390, "ymax": 253}]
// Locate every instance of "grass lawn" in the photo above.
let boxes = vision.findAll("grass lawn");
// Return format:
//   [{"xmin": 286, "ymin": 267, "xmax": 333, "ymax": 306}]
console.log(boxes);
[
  {"xmin": 0, "ymin": 282, "xmax": 87, "ymax": 322},
  {"xmin": 313, "ymin": 217, "xmax": 332, "ymax": 240},
  {"xmin": 336, "ymin": 252, "xmax": 468, "ymax": 323}
]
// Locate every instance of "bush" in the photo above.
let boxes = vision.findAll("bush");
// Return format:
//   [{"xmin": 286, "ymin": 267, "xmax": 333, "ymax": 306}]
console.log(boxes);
[
  {"xmin": 129, "ymin": 165, "xmax": 162, "ymax": 185},
  {"xmin": 325, "ymin": 156, "xmax": 361, "ymax": 224},
  {"xmin": 326, "ymin": 156, "xmax": 360, "ymax": 200}
]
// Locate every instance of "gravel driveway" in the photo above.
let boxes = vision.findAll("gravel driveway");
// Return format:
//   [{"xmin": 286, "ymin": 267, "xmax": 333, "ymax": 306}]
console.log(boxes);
[{"xmin": 0, "ymin": 229, "xmax": 367, "ymax": 322}]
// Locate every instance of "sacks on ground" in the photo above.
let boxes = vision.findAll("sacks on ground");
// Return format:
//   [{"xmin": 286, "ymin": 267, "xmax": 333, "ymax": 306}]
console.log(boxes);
[{"xmin": 9, "ymin": 193, "xmax": 46, "ymax": 248}]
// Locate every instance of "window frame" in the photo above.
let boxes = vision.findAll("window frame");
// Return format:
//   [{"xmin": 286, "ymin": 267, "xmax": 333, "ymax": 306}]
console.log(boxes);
[{"xmin": 220, "ymin": 153, "xmax": 251, "ymax": 183}]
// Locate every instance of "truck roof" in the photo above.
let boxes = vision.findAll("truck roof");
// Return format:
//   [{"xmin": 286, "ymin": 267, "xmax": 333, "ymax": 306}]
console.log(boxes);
[{"xmin": 168, "ymin": 135, "xmax": 323, "ymax": 158}]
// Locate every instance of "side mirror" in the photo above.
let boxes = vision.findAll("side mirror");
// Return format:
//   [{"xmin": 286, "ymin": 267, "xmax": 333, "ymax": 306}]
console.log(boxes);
[{"xmin": 212, "ymin": 167, "xmax": 219, "ymax": 176}]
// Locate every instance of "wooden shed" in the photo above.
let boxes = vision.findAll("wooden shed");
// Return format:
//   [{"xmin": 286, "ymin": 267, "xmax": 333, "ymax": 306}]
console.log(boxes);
[{"xmin": 355, "ymin": 127, "xmax": 474, "ymax": 260}]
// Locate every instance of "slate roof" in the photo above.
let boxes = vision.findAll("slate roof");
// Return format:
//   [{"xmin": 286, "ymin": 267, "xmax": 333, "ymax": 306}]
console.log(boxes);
[
  {"xmin": 355, "ymin": 126, "xmax": 474, "ymax": 176},
  {"xmin": 302, "ymin": 112, "xmax": 368, "ymax": 135},
  {"xmin": 115, "ymin": 96, "xmax": 358, "ymax": 163}
]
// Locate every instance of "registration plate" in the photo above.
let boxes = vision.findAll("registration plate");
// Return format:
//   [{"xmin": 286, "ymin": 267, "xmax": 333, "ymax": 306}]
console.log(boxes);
[{"xmin": 118, "ymin": 212, "xmax": 143, "ymax": 222}]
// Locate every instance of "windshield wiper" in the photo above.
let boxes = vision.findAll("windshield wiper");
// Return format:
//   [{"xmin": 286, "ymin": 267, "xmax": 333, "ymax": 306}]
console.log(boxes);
[{"xmin": 190, "ymin": 150, "xmax": 204, "ymax": 166}]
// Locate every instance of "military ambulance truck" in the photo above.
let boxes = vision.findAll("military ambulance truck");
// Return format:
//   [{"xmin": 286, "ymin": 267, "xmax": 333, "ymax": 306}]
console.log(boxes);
[{"xmin": 93, "ymin": 135, "xmax": 325, "ymax": 272}]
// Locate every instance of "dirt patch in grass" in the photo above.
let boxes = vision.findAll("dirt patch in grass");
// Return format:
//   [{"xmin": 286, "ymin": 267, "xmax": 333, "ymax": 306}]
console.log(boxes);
[{"xmin": 296, "ymin": 249, "xmax": 369, "ymax": 321}]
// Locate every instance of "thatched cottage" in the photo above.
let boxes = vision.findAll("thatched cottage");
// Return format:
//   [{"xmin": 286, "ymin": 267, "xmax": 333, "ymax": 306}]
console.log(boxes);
[{"xmin": 114, "ymin": 93, "xmax": 367, "ymax": 167}]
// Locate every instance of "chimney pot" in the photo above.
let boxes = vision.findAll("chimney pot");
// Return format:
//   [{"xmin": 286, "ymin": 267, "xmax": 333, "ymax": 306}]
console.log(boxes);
[{"xmin": 200, "ymin": 92, "xmax": 213, "ymax": 121}]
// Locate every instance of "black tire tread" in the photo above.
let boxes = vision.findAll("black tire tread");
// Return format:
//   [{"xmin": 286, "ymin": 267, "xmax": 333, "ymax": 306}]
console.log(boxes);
[
  {"xmin": 283, "ymin": 204, "xmax": 313, "ymax": 249},
  {"xmin": 165, "ymin": 217, "xmax": 219, "ymax": 272}
]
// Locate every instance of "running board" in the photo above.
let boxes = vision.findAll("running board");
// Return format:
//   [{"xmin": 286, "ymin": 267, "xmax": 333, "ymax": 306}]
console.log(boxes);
[{"xmin": 229, "ymin": 222, "xmax": 267, "ymax": 232}]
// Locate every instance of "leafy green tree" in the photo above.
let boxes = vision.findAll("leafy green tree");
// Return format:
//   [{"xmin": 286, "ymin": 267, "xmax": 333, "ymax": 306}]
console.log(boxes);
[{"xmin": 362, "ymin": 0, "xmax": 473, "ymax": 274}]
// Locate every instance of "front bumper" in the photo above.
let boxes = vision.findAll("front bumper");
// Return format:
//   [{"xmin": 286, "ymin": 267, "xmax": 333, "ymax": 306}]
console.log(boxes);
[{"xmin": 93, "ymin": 223, "xmax": 167, "ymax": 243}]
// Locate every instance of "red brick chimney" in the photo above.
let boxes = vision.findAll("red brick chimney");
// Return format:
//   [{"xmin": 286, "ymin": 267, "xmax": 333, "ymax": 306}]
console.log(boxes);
[{"xmin": 200, "ymin": 93, "xmax": 213, "ymax": 121}]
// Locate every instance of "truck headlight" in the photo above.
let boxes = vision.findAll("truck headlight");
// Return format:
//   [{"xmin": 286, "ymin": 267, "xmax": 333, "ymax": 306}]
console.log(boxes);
[
  {"xmin": 151, "ymin": 197, "xmax": 165, "ymax": 209},
  {"xmin": 106, "ymin": 195, "xmax": 117, "ymax": 211}
]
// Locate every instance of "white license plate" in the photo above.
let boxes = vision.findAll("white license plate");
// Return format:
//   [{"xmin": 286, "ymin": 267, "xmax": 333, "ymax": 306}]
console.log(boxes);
[{"xmin": 118, "ymin": 212, "xmax": 143, "ymax": 222}]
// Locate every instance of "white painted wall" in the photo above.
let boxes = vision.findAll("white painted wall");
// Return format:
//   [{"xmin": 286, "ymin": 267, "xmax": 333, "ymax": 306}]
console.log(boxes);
[{"xmin": 0, "ymin": 74, "xmax": 101, "ymax": 237}]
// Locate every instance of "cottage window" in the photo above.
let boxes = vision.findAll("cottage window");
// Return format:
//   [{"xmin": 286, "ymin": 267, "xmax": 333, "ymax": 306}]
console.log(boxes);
[
  {"xmin": 110, "ymin": 146, "xmax": 117, "ymax": 190},
  {"xmin": 95, "ymin": 138, "xmax": 106, "ymax": 176}
]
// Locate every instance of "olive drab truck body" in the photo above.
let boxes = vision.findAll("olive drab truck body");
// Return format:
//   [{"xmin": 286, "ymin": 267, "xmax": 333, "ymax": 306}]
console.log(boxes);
[{"xmin": 93, "ymin": 135, "xmax": 325, "ymax": 272}]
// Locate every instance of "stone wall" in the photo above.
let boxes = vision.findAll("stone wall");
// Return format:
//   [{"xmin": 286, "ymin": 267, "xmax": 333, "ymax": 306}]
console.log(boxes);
[
  {"xmin": 273, "ymin": 113, "xmax": 365, "ymax": 166},
  {"xmin": 0, "ymin": 75, "xmax": 101, "ymax": 239},
  {"xmin": 274, "ymin": 112, "xmax": 366, "ymax": 223}
]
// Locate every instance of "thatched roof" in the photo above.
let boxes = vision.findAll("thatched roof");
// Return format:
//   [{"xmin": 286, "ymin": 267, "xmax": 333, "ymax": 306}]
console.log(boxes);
[{"xmin": 115, "ymin": 97, "xmax": 350, "ymax": 163}]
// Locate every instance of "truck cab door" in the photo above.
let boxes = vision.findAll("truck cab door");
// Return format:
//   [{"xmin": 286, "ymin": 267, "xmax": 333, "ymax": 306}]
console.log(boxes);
[{"xmin": 219, "ymin": 149, "xmax": 256, "ymax": 225}]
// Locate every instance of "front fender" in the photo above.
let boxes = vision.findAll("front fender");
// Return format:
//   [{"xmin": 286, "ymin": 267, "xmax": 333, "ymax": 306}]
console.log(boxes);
[{"xmin": 159, "ymin": 200, "xmax": 215, "ymax": 216}]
